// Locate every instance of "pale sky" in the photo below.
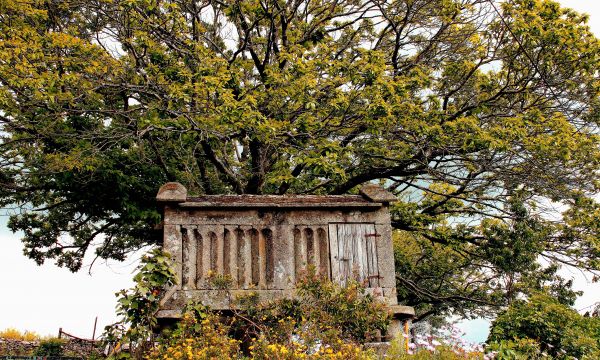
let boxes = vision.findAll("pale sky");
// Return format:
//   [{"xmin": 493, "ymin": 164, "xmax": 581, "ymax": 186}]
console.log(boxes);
[
  {"xmin": 0, "ymin": 218, "xmax": 142, "ymax": 338},
  {"xmin": 1, "ymin": 0, "xmax": 600, "ymax": 342}
]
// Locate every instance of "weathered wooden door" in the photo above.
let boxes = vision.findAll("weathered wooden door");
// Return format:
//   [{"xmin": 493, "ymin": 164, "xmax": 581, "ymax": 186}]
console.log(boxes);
[{"xmin": 328, "ymin": 223, "xmax": 380, "ymax": 287}]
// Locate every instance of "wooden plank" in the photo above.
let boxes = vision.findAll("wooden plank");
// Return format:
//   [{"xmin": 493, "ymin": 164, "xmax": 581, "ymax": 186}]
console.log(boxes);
[
  {"xmin": 365, "ymin": 224, "xmax": 379, "ymax": 287},
  {"xmin": 335, "ymin": 224, "xmax": 343, "ymax": 284},
  {"xmin": 338, "ymin": 224, "xmax": 346, "ymax": 286},
  {"xmin": 330, "ymin": 223, "xmax": 377, "ymax": 287},
  {"xmin": 348, "ymin": 225, "xmax": 355, "ymax": 283},
  {"xmin": 374, "ymin": 223, "xmax": 395, "ymax": 289},
  {"xmin": 352, "ymin": 223, "xmax": 365, "ymax": 283},
  {"xmin": 360, "ymin": 224, "xmax": 370, "ymax": 284},
  {"xmin": 338, "ymin": 224, "xmax": 352, "ymax": 286},
  {"xmin": 328, "ymin": 224, "xmax": 340, "ymax": 283},
  {"xmin": 365, "ymin": 227, "xmax": 374, "ymax": 287}
]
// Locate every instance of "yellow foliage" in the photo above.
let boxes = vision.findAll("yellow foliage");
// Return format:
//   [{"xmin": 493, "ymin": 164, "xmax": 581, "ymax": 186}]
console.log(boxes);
[
  {"xmin": 249, "ymin": 337, "xmax": 375, "ymax": 360},
  {"xmin": 145, "ymin": 309, "xmax": 377, "ymax": 360},
  {"xmin": 0, "ymin": 328, "xmax": 40, "ymax": 341},
  {"xmin": 146, "ymin": 313, "xmax": 240, "ymax": 360}
]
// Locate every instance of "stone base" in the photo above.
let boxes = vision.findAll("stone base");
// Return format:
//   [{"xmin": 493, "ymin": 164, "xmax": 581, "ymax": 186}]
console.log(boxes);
[{"xmin": 386, "ymin": 304, "xmax": 414, "ymax": 341}]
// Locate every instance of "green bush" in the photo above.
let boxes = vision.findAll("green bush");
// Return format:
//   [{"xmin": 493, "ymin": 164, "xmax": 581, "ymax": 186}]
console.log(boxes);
[
  {"xmin": 106, "ymin": 259, "xmax": 389, "ymax": 359},
  {"xmin": 233, "ymin": 267, "xmax": 391, "ymax": 346},
  {"xmin": 34, "ymin": 338, "xmax": 65, "ymax": 356},
  {"xmin": 487, "ymin": 293, "xmax": 600, "ymax": 359},
  {"xmin": 103, "ymin": 248, "xmax": 177, "ymax": 358},
  {"xmin": 486, "ymin": 338, "xmax": 544, "ymax": 360},
  {"xmin": 147, "ymin": 306, "xmax": 242, "ymax": 360},
  {"xmin": 145, "ymin": 269, "xmax": 388, "ymax": 359}
]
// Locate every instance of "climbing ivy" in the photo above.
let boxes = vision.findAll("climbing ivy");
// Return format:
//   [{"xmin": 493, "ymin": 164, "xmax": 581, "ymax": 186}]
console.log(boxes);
[{"xmin": 103, "ymin": 248, "xmax": 176, "ymax": 358}]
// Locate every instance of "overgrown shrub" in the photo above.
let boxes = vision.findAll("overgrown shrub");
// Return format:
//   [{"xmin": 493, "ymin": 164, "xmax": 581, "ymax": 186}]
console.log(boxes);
[
  {"xmin": 104, "ymin": 248, "xmax": 177, "ymax": 358},
  {"xmin": 147, "ymin": 305, "xmax": 241, "ymax": 360},
  {"xmin": 107, "ymin": 249, "xmax": 486, "ymax": 359},
  {"xmin": 486, "ymin": 293, "xmax": 600, "ymax": 359},
  {"xmin": 234, "ymin": 268, "xmax": 390, "ymax": 347},
  {"xmin": 34, "ymin": 338, "xmax": 65, "ymax": 356},
  {"xmin": 485, "ymin": 338, "xmax": 543, "ymax": 360},
  {"xmin": 106, "ymin": 251, "xmax": 388, "ymax": 359},
  {"xmin": 146, "ymin": 302, "xmax": 376, "ymax": 360}
]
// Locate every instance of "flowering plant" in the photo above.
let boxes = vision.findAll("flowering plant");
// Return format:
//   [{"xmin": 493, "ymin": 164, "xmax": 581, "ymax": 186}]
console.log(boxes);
[
  {"xmin": 387, "ymin": 324, "xmax": 486, "ymax": 359},
  {"xmin": 147, "ymin": 306, "xmax": 241, "ymax": 360}
]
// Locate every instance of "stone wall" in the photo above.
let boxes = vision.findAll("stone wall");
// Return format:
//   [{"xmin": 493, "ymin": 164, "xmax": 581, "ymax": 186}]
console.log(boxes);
[{"xmin": 0, "ymin": 338, "xmax": 102, "ymax": 358}]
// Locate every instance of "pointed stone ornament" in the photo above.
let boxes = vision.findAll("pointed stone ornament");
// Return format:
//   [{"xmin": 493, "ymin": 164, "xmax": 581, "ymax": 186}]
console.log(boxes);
[
  {"xmin": 359, "ymin": 184, "xmax": 397, "ymax": 203},
  {"xmin": 157, "ymin": 182, "xmax": 187, "ymax": 202}
]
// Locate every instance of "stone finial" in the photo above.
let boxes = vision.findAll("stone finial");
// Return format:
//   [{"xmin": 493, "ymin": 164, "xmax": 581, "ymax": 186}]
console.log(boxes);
[
  {"xmin": 359, "ymin": 184, "xmax": 397, "ymax": 203},
  {"xmin": 389, "ymin": 304, "xmax": 416, "ymax": 319},
  {"xmin": 157, "ymin": 182, "xmax": 187, "ymax": 202}
]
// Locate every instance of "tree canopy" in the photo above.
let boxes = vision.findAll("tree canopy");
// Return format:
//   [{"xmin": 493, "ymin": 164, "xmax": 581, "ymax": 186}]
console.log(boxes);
[
  {"xmin": 1, "ymin": 0, "xmax": 600, "ymax": 321},
  {"xmin": 487, "ymin": 293, "xmax": 600, "ymax": 359}
]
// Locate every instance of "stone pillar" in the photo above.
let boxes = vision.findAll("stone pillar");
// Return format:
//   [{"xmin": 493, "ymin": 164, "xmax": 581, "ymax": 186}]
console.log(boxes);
[{"xmin": 387, "ymin": 305, "xmax": 415, "ymax": 341}]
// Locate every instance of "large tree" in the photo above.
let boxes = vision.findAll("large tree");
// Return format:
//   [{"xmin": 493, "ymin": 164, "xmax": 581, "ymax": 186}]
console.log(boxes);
[
  {"xmin": 1, "ymin": 0, "xmax": 600, "ymax": 321},
  {"xmin": 487, "ymin": 293, "xmax": 600, "ymax": 358}
]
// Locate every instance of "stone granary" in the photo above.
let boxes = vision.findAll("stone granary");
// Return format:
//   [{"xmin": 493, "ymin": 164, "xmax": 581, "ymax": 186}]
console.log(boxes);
[{"xmin": 155, "ymin": 182, "xmax": 414, "ymax": 338}]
